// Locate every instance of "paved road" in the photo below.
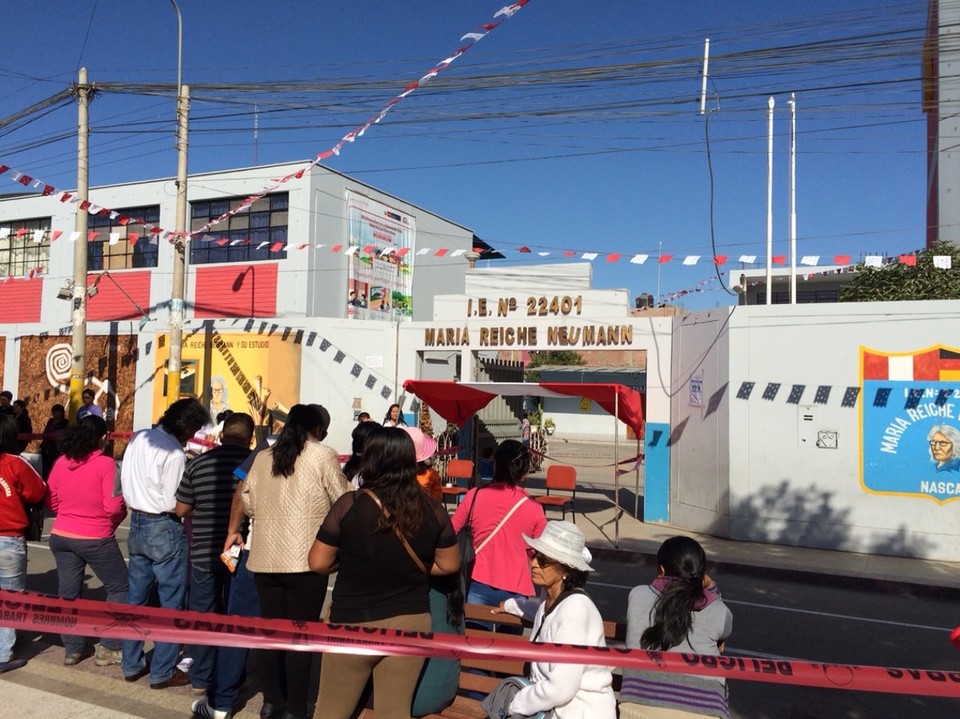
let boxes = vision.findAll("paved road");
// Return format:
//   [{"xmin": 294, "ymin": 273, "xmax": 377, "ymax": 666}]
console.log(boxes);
[{"xmin": 587, "ymin": 553, "xmax": 960, "ymax": 719}]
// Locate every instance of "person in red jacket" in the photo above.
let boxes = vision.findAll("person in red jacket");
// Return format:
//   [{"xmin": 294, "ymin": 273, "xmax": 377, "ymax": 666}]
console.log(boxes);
[{"xmin": 0, "ymin": 413, "xmax": 46, "ymax": 673}]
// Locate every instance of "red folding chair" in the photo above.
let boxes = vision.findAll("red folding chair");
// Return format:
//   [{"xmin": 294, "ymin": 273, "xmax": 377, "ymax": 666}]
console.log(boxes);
[
  {"xmin": 535, "ymin": 464, "xmax": 577, "ymax": 522},
  {"xmin": 442, "ymin": 458, "xmax": 474, "ymax": 508}
]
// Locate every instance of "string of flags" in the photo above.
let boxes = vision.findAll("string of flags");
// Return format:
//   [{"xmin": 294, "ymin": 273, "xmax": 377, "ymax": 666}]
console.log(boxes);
[
  {"xmin": 0, "ymin": 222, "xmax": 954, "ymax": 273},
  {"xmin": 0, "ymin": 1, "xmax": 532, "ymax": 244}
]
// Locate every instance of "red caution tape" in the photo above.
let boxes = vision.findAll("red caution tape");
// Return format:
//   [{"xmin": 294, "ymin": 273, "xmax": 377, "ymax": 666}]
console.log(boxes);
[{"xmin": 1, "ymin": 590, "xmax": 959, "ymax": 697}]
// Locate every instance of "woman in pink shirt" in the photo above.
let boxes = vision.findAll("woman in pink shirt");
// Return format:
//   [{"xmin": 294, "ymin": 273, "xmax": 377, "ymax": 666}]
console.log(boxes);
[
  {"xmin": 45, "ymin": 415, "xmax": 128, "ymax": 667},
  {"xmin": 452, "ymin": 440, "xmax": 546, "ymax": 607}
]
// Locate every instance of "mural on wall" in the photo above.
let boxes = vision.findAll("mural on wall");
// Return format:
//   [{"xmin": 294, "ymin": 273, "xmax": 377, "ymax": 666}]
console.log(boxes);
[
  {"xmin": 345, "ymin": 191, "xmax": 414, "ymax": 322},
  {"xmin": 151, "ymin": 328, "xmax": 301, "ymax": 434},
  {"xmin": 18, "ymin": 334, "xmax": 138, "ymax": 453},
  {"xmin": 860, "ymin": 345, "xmax": 960, "ymax": 504}
]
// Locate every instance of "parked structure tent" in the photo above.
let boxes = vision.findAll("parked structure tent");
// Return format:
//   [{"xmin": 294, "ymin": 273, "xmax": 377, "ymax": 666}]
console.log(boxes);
[{"xmin": 402, "ymin": 380, "xmax": 645, "ymax": 545}]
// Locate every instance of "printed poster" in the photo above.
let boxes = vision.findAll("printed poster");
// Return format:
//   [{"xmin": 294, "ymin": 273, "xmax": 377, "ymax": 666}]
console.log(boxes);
[
  {"xmin": 345, "ymin": 191, "xmax": 414, "ymax": 322},
  {"xmin": 860, "ymin": 345, "xmax": 960, "ymax": 504}
]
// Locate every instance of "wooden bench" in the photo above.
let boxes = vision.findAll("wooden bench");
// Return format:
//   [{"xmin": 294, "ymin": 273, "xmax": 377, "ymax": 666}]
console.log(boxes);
[{"xmin": 356, "ymin": 603, "xmax": 625, "ymax": 719}]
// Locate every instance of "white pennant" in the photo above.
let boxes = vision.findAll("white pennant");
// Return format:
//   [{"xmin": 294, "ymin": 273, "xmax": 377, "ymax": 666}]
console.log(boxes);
[
  {"xmin": 581, "ymin": 252, "xmax": 598, "ymax": 261},
  {"xmin": 630, "ymin": 254, "xmax": 648, "ymax": 265},
  {"xmin": 933, "ymin": 255, "xmax": 952, "ymax": 269},
  {"xmin": 864, "ymin": 256, "xmax": 882, "ymax": 268},
  {"xmin": 32, "ymin": 230, "xmax": 45, "ymax": 244},
  {"xmin": 682, "ymin": 255, "xmax": 700, "ymax": 266},
  {"xmin": 738, "ymin": 255, "xmax": 757, "ymax": 263},
  {"xmin": 108, "ymin": 232, "xmax": 120, "ymax": 246},
  {"xmin": 800, "ymin": 255, "xmax": 820, "ymax": 266}
]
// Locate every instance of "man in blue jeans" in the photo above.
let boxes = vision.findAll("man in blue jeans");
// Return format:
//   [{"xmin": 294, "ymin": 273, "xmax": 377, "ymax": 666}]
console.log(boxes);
[
  {"xmin": 175, "ymin": 412, "xmax": 254, "ymax": 698},
  {"xmin": 120, "ymin": 398, "xmax": 210, "ymax": 689}
]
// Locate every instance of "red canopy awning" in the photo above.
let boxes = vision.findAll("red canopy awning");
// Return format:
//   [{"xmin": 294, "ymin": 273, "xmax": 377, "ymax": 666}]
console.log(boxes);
[{"xmin": 401, "ymin": 380, "xmax": 644, "ymax": 435}]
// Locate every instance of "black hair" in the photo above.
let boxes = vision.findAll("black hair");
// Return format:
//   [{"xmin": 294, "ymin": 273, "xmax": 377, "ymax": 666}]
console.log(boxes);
[
  {"xmin": 13, "ymin": 399, "xmax": 27, "ymax": 412},
  {"xmin": 0, "ymin": 414, "xmax": 18, "ymax": 454},
  {"xmin": 382, "ymin": 403, "xmax": 407, "ymax": 426},
  {"xmin": 0, "ymin": 391, "xmax": 13, "ymax": 401},
  {"xmin": 342, "ymin": 419, "xmax": 380, "ymax": 480},
  {"xmin": 271, "ymin": 404, "xmax": 322, "ymax": 477},
  {"xmin": 493, "ymin": 439, "xmax": 530, "ymax": 487},
  {"xmin": 51, "ymin": 404, "xmax": 66, "ymax": 414},
  {"xmin": 359, "ymin": 426, "xmax": 425, "ymax": 538},
  {"xmin": 221, "ymin": 412, "xmax": 254, "ymax": 443},
  {"xmin": 640, "ymin": 536, "xmax": 708, "ymax": 651},
  {"xmin": 158, "ymin": 398, "xmax": 211, "ymax": 443},
  {"xmin": 59, "ymin": 416, "xmax": 108, "ymax": 460},
  {"xmin": 561, "ymin": 567, "xmax": 589, "ymax": 591},
  {"xmin": 216, "ymin": 409, "xmax": 233, "ymax": 424}
]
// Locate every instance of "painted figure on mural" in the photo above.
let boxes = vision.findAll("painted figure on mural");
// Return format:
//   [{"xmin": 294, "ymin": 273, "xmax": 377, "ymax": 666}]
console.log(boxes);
[
  {"xmin": 209, "ymin": 376, "xmax": 230, "ymax": 417},
  {"xmin": 928, "ymin": 424, "xmax": 960, "ymax": 473}
]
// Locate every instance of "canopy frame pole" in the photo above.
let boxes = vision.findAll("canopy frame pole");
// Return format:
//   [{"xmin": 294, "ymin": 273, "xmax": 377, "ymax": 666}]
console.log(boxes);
[
  {"xmin": 614, "ymin": 391, "xmax": 620, "ymax": 547},
  {"xmin": 635, "ymin": 434, "xmax": 641, "ymax": 519}
]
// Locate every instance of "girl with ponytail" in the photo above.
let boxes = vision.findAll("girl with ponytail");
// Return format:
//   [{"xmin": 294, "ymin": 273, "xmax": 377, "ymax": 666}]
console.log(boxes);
[{"xmin": 620, "ymin": 536, "xmax": 733, "ymax": 719}]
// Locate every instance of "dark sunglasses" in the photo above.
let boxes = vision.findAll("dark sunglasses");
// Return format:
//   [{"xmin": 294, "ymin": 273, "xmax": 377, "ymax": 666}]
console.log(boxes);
[{"xmin": 526, "ymin": 548, "xmax": 558, "ymax": 567}]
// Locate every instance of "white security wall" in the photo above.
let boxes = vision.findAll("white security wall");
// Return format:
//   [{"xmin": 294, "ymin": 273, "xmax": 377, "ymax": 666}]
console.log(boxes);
[{"xmin": 672, "ymin": 300, "xmax": 960, "ymax": 561}]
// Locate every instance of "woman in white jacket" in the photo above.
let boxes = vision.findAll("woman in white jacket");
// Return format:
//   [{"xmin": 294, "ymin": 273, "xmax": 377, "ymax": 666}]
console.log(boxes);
[{"xmin": 493, "ymin": 520, "xmax": 616, "ymax": 719}]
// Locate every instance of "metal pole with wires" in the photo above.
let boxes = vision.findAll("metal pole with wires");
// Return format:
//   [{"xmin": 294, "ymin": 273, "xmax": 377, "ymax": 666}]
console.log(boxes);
[
  {"xmin": 765, "ymin": 96, "xmax": 775, "ymax": 306},
  {"xmin": 789, "ymin": 92, "xmax": 797, "ymax": 304},
  {"xmin": 166, "ymin": 0, "xmax": 190, "ymax": 406}
]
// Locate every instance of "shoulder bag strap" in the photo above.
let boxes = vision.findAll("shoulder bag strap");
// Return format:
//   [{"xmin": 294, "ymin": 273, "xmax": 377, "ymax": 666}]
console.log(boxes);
[
  {"xmin": 361, "ymin": 488, "xmax": 428, "ymax": 574},
  {"xmin": 474, "ymin": 496, "xmax": 528, "ymax": 555}
]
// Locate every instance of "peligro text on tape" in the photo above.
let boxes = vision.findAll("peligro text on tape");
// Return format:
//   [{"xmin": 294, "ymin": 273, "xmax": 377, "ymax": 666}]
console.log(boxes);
[{"xmin": 1, "ymin": 590, "xmax": 958, "ymax": 698}]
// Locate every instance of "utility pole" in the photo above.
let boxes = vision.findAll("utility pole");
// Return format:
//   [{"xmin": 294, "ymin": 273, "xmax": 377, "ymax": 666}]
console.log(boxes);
[
  {"xmin": 789, "ymin": 93, "xmax": 797, "ymax": 305},
  {"xmin": 166, "ymin": 0, "xmax": 188, "ymax": 406},
  {"xmin": 765, "ymin": 96, "xmax": 775, "ymax": 307},
  {"xmin": 68, "ymin": 67, "xmax": 91, "ymax": 423}
]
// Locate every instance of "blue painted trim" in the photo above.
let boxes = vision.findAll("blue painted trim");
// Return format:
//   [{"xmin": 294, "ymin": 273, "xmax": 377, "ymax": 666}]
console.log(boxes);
[{"xmin": 644, "ymin": 422, "xmax": 670, "ymax": 522}]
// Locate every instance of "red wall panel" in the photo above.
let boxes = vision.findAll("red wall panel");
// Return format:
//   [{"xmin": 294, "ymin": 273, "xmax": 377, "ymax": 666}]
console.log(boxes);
[
  {"xmin": 0, "ymin": 278, "xmax": 43, "ymax": 323},
  {"xmin": 194, "ymin": 264, "xmax": 278, "ymax": 318},
  {"xmin": 87, "ymin": 271, "xmax": 152, "ymax": 322}
]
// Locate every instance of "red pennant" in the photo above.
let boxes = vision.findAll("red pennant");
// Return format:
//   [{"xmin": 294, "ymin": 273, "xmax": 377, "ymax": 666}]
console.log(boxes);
[
  {"xmin": 659, "ymin": 255, "xmax": 672, "ymax": 264},
  {"xmin": 50, "ymin": 231, "xmax": 63, "ymax": 242},
  {"xmin": 118, "ymin": 216, "xmax": 130, "ymax": 226},
  {"xmin": 270, "ymin": 242, "xmax": 285, "ymax": 253},
  {"xmin": 129, "ymin": 234, "xmax": 139, "ymax": 246},
  {"xmin": 362, "ymin": 245, "xmax": 375, "ymax": 254},
  {"xmin": 517, "ymin": 246, "xmax": 531, "ymax": 253},
  {"xmin": 606, "ymin": 253, "xmax": 621, "ymax": 263},
  {"xmin": 17, "ymin": 175, "xmax": 32, "ymax": 186},
  {"xmin": 60, "ymin": 192, "xmax": 73, "ymax": 203},
  {"xmin": 79, "ymin": 200, "xmax": 91, "ymax": 211},
  {"xmin": 714, "ymin": 255, "xmax": 729, "ymax": 265},
  {"xmin": 396, "ymin": 247, "xmax": 411, "ymax": 257},
  {"xmin": 297, "ymin": 243, "xmax": 308, "ymax": 250},
  {"xmin": 330, "ymin": 244, "xmax": 343, "ymax": 253},
  {"xmin": 772, "ymin": 255, "xmax": 786, "ymax": 265},
  {"xmin": 88, "ymin": 232, "xmax": 99, "ymax": 242},
  {"xmin": 833, "ymin": 255, "xmax": 851, "ymax": 265},
  {"xmin": 899, "ymin": 254, "xmax": 916, "ymax": 266},
  {"xmin": 41, "ymin": 184, "xmax": 55, "ymax": 196},
  {"xmin": 15, "ymin": 228, "xmax": 26, "ymax": 238},
  {"xmin": 215, "ymin": 238, "xmax": 229, "ymax": 247},
  {"xmin": 563, "ymin": 251, "xmax": 576, "ymax": 257},
  {"xmin": 435, "ymin": 248, "xmax": 448, "ymax": 257},
  {"xmin": 0, "ymin": 165, "xmax": 8, "ymax": 174}
]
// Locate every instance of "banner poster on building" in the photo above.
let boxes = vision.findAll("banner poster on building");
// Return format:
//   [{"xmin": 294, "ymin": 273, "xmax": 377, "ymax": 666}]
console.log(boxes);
[
  {"xmin": 860, "ymin": 345, "xmax": 960, "ymax": 504},
  {"xmin": 152, "ymin": 329, "xmax": 301, "ymax": 436},
  {"xmin": 345, "ymin": 191, "xmax": 415, "ymax": 322},
  {"xmin": 19, "ymin": 334, "xmax": 137, "ymax": 454}
]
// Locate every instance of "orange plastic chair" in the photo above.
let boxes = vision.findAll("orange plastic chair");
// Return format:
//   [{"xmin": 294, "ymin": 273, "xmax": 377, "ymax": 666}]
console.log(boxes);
[
  {"xmin": 442, "ymin": 459, "xmax": 474, "ymax": 507},
  {"xmin": 535, "ymin": 464, "xmax": 577, "ymax": 522}
]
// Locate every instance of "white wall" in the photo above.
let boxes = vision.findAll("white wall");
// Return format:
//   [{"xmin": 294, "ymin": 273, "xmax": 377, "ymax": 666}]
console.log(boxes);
[{"xmin": 672, "ymin": 300, "xmax": 960, "ymax": 561}]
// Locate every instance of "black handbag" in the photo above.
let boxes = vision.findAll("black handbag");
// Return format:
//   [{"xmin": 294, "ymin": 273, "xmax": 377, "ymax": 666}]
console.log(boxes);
[{"xmin": 456, "ymin": 489, "xmax": 480, "ymax": 595}]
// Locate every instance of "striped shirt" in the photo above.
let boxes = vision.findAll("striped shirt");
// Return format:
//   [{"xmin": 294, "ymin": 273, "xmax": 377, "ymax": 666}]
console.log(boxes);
[{"xmin": 177, "ymin": 444, "xmax": 251, "ymax": 569}]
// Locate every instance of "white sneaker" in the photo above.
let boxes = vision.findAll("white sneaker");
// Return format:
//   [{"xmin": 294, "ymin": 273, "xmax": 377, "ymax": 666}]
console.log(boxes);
[
  {"xmin": 191, "ymin": 698, "xmax": 232, "ymax": 719},
  {"xmin": 94, "ymin": 645, "xmax": 122, "ymax": 667}
]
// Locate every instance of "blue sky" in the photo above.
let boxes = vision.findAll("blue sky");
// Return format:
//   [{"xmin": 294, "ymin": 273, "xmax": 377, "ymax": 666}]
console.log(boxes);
[{"xmin": 0, "ymin": 1, "xmax": 929, "ymax": 310}]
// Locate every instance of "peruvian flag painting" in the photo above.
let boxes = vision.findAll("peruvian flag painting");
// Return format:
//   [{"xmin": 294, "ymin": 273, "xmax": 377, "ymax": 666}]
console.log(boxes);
[{"xmin": 860, "ymin": 345, "xmax": 960, "ymax": 503}]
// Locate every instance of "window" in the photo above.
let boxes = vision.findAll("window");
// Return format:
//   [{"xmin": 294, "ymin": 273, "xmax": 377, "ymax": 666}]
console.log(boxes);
[
  {"xmin": 88, "ymin": 205, "xmax": 160, "ymax": 270},
  {"xmin": 189, "ymin": 192, "xmax": 289, "ymax": 264},
  {"xmin": 0, "ymin": 217, "xmax": 51, "ymax": 276}
]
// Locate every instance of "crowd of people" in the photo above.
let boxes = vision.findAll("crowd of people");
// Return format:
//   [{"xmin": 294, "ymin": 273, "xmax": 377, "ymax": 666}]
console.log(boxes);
[{"xmin": 0, "ymin": 394, "xmax": 733, "ymax": 719}]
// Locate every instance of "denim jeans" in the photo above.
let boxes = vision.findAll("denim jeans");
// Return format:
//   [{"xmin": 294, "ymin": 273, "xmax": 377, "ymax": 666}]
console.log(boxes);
[
  {"xmin": 49, "ymin": 534, "xmax": 129, "ymax": 654},
  {"xmin": 0, "ymin": 535, "xmax": 26, "ymax": 663},
  {"xmin": 466, "ymin": 581, "xmax": 525, "ymax": 634},
  {"xmin": 207, "ymin": 550, "xmax": 261, "ymax": 713},
  {"xmin": 120, "ymin": 513, "xmax": 187, "ymax": 683},
  {"xmin": 187, "ymin": 561, "xmax": 233, "ymax": 690}
]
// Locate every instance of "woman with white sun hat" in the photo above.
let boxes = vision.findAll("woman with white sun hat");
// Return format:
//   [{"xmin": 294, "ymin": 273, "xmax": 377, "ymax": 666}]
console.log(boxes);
[{"xmin": 491, "ymin": 520, "xmax": 616, "ymax": 719}]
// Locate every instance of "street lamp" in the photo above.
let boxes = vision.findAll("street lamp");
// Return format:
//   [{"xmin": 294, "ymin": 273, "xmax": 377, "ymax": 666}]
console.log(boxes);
[{"xmin": 166, "ymin": 0, "xmax": 190, "ymax": 405}]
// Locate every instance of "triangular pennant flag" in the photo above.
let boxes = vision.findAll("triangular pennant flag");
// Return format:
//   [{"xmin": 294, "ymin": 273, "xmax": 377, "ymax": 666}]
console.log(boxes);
[
  {"xmin": 682, "ymin": 255, "xmax": 700, "ymax": 266},
  {"xmin": 297, "ymin": 243, "xmax": 308, "ymax": 250},
  {"xmin": 833, "ymin": 255, "xmax": 851, "ymax": 265},
  {"xmin": 51, "ymin": 230, "xmax": 63, "ymax": 242},
  {"xmin": 517, "ymin": 246, "xmax": 531, "ymax": 253},
  {"xmin": 362, "ymin": 245, "xmax": 376, "ymax": 254},
  {"xmin": 257, "ymin": 242, "xmax": 270, "ymax": 250},
  {"xmin": 32, "ymin": 230, "xmax": 44, "ymax": 244},
  {"xmin": 269, "ymin": 242, "xmax": 285, "ymax": 252},
  {"xmin": 215, "ymin": 238, "xmax": 229, "ymax": 246},
  {"xmin": 15, "ymin": 228, "xmax": 26, "ymax": 238},
  {"xmin": 800, "ymin": 255, "xmax": 820, "ymax": 266},
  {"xmin": 581, "ymin": 252, "xmax": 598, "ymax": 261},
  {"xmin": 659, "ymin": 255, "xmax": 672, "ymax": 264},
  {"xmin": 606, "ymin": 253, "xmax": 621, "ymax": 263},
  {"xmin": 563, "ymin": 251, "xmax": 576, "ymax": 257},
  {"xmin": 449, "ymin": 249, "xmax": 465, "ymax": 257},
  {"xmin": 88, "ymin": 232, "xmax": 99, "ymax": 242},
  {"xmin": 0, "ymin": 228, "xmax": 8, "ymax": 239},
  {"xmin": 864, "ymin": 255, "xmax": 882, "ymax": 268},
  {"xmin": 344, "ymin": 246, "xmax": 359, "ymax": 256},
  {"xmin": 417, "ymin": 248, "xmax": 430, "ymax": 256},
  {"xmin": 898, "ymin": 254, "xmax": 916, "ymax": 266},
  {"xmin": 435, "ymin": 248, "xmax": 448, "ymax": 257},
  {"xmin": 108, "ymin": 232, "xmax": 120, "ymax": 246},
  {"xmin": 330, "ymin": 244, "xmax": 343, "ymax": 253},
  {"xmin": 933, "ymin": 255, "xmax": 952, "ymax": 269},
  {"xmin": 738, "ymin": 255, "xmax": 757, "ymax": 263},
  {"xmin": 772, "ymin": 255, "xmax": 786, "ymax": 265},
  {"xmin": 68, "ymin": 231, "xmax": 80, "ymax": 242},
  {"xmin": 630, "ymin": 254, "xmax": 648, "ymax": 265},
  {"xmin": 129, "ymin": 233, "xmax": 139, "ymax": 246},
  {"xmin": 714, "ymin": 255, "xmax": 729, "ymax": 265}
]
